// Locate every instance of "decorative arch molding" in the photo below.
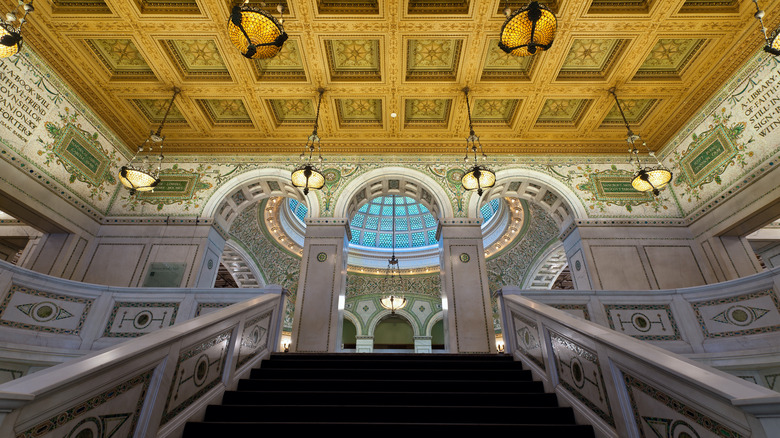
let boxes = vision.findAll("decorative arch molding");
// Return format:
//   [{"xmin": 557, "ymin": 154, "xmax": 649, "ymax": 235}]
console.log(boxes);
[
  {"xmin": 201, "ymin": 168, "xmax": 320, "ymax": 229},
  {"xmin": 423, "ymin": 311, "xmax": 445, "ymax": 338},
  {"xmin": 341, "ymin": 309, "xmax": 363, "ymax": 336},
  {"xmin": 466, "ymin": 168, "xmax": 586, "ymax": 229},
  {"xmin": 522, "ymin": 242, "xmax": 568, "ymax": 290},
  {"xmin": 221, "ymin": 240, "xmax": 266, "ymax": 288},
  {"xmin": 367, "ymin": 309, "xmax": 421, "ymax": 337},
  {"xmin": 333, "ymin": 167, "xmax": 454, "ymax": 220}
]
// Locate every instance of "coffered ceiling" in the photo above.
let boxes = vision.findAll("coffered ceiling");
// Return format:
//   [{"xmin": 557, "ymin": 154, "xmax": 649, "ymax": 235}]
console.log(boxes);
[{"xmin": 15, "ymin": 0, "xmax": 780, "ymax": 156}]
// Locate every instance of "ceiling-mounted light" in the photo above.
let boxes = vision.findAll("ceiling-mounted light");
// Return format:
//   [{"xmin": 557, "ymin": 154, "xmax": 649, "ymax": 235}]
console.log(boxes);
[
  {"xmin": 291, "ymin": 88, "xmax": 326, "ymax": 195},
  {"xmin": 752, "ymin": 0, "xmax": 780, "ymax": 56},
  {"xmin": 228, "ymin": 0, "xmax": 288, "ymax": 59},
  {"xmin": 379, "ymin": 195, "xmax": 408, "ymax": 314},
  {"xmin": 119, "ymin": 87, "xmax": 180, "ymax": 195},
  {"xmin": 0, "ymin": 0, "xmax": 33, "ymax": 59},
  {"xmin": 460, "ymin": 87, "xmax": 496, "ymax": 196},
  {"xmin": 608, "ymin": 87, "xmax": 672, "ymax": 197},
  {"xmin": 498, "ymin": 1, "xmax": 557, "ymax": 57}
]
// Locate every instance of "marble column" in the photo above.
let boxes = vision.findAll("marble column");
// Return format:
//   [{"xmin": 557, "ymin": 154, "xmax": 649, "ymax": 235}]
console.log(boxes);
[
  {"xmin": 437, "ymin": 218, "xmax": 496, "ymax": 354},
  {"xmin": 290, "ymin": 218, "xmax": 350, "ymax": 353}
]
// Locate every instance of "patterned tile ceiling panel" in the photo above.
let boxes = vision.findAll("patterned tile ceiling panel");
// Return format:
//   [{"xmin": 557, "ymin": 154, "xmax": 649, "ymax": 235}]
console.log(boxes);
[
  {"xmin": 20, "ymin": 0, "xmax": 779, "ymax": 155},
  {"xmin": 471, "ymin": 99, "xmax": 519, "ymax": 126},
  {"xmin": 84, "ymin": 39, "xmax": 155, "ymax": 79},
  {"xmin": 558, "ymin": 38, "xmax": 626, "ymax": 80},
  {"xmin": 601, "ymin": 99, "xmax": 658, "ymax": 125},
  {"xmin": 536, "ymin": 99, "xmax": 592, "ymax": 126},
  {"xmin": 252, "ymin": 38, "xmax": 307, "ymax": 82},
  {"xmin": 268, "ymin": 99, "xmax": 318, "ymax": 126},
  {"xmin": 404, "ymin": 98, "xmax": 452, "ymax": 127},
  {"xmin": 336, "ymin": 99, "xmax": 383, "ymax": 127},
  {"xmin": 197, "ymin": 99, "xmax": 253, "ymax": 125},
  {"xmin": 325, "ymin": 39, "xmax": 382, "ymax": 81},
  {"xmin": 634, "ymin": 38, "xmax": 706, "ymax": 79},
  {"xmin": 132, "ymin": 99, "xmax": 188, "ymax": 124},
  {"xmin": 406, "ymin": 38, "xmax": 463, "ymax": 81},
  {"xmin": 162, "ymin": 39, "xmax": 230, "ymax": 80}
]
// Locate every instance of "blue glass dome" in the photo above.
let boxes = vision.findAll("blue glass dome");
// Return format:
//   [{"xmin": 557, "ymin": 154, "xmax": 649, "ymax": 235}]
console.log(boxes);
[{"xmin": 287, "ymin": 197, "xmax": 501, "ymax": 250}]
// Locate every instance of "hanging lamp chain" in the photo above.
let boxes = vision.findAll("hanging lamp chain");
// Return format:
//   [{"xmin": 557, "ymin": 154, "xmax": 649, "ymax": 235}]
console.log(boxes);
[
  {"xmin": 303, "ymin": 88, "xmax": 325, "ymax": 163},
  {"xmin": 463, "ymin": 87, "xmax": 486, "ymax": 163},
  {"xmin": 752, "ymin": 0, "xmax": 772, "ymax": 45}
]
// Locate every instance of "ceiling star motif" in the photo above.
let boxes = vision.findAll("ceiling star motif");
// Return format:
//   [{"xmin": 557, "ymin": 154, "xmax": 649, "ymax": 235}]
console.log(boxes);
[
  {"xmin": 602, "ymin": 99, "xmax": 657, "ymax": 125},
  {"xmin": 19, "ymin": 0, "xmax": 779, "ymax": 155},
  {"xmin": 132, "ymin": 99, "xmax": 187, "ymax": 124}
]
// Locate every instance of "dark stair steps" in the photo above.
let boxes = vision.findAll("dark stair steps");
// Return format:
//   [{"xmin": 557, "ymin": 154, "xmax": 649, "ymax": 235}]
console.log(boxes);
[{"xmin": 183, "ymin": 353, "xmax": 595, "ymax": 437}]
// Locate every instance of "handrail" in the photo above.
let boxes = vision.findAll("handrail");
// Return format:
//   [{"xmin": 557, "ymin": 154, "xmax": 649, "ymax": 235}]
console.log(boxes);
[
  {"xmin": 501, "ymin": 265, "xmax": 780, "ymax": 358},
  {"xmin": 499, "ymin": 291, "xmax": 780, "ymax": 438},
  {"xmin": 0, "ymin": 284, "xmax": 286, "ymax": 437}
]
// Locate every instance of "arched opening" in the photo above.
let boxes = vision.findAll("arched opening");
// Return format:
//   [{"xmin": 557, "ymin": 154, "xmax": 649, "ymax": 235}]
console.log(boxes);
[
  {"xmin": 431, "ymin": 319, "xmax": 445, "ymax": 350},
  {"xmin": 341, "ymin": 319, "xmax": 357, "ymax": 349},
  {"xmin": 373, "ymin": 315, "xmax": 414, "ymax": 350}
]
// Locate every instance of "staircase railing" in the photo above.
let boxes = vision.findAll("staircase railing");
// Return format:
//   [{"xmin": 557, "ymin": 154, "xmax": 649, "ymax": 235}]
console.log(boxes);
[
  {"xmin": 499, "ymin": 290, "xmax": 780, "ymax": 438},
  {"xmin": 0, "ymin": 287, "xmax": 286, "ymax": 438}
]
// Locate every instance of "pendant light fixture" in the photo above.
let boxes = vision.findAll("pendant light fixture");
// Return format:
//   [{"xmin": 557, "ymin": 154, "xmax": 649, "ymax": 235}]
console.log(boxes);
[
  {"xmin": 0, "ymin": 0, "xmax": 33, "ymax": 59},
  {"xmin": 228, "ymin": 0, "xmax": 288, "ymax": 59},
  {"xmin": 119, "ymin": 87, "xmax": 180, "ymax": 195},
  {"xmin": 460, "ymin": 87, "xmax": 496, "ymax": 196},
  {"xmin": 498, "ymin": 1, "xmax": 557, "ymax": 57},
  {"xmin": 608, "ymin": 87, "xmax": 672, "ymax": 196},
  {"xmin": 752, "ymin": 0, "xmax": 780, "ymax": 56},
  {"xmin": 291, "ymin": 88, "xmax": 326, "ymax": 195},
  {"xmin": 380, "ymin": 195, "xmax": 408, "ymax": 314}
]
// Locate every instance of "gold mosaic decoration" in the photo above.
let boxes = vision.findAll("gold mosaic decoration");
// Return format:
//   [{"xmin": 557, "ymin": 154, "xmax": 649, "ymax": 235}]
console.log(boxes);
[
  {"xmin": 162, "ymin": 39, "xmax": 230, "ymax": 80},
  {"xmin": 635, "ymin": 38, "xmax": 706, "ymax": 79}
]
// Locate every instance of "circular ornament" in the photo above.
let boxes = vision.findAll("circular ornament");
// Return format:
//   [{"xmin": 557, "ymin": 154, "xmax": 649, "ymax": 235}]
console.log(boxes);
[
  {"xmin": 207, "ymin": 259, "xmax": 214, "ymax": 269},
  {"xmin": 460, "ymin": 253, "xmax": 470, "ymax": 263},
  {"xmin": 575, "ymin": 260, "xmax": 582, "ymax": 271},
  {"xmin": 317, "ymin": 252, "xmax": 327, "ymax": 262}
]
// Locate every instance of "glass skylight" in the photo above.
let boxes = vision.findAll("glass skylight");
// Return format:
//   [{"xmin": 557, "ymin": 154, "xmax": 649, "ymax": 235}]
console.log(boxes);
[{"xmin": 351, "ymin": 196, "xmax": 439, "ymax": 248}]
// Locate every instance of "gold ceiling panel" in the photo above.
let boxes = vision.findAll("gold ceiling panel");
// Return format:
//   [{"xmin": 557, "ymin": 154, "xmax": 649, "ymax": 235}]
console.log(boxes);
[{"xmin": 17, "ymin": 0, "xmax": 780, "ymax": 156}]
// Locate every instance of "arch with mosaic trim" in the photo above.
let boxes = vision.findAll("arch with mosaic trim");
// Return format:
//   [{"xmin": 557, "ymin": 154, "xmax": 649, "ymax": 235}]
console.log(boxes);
[
  {"xmin": 201, "ymin": 168, "xmax": 321, "ymax": 230},
  {"xmin": 466, "ymin": 168, "xmax": 586, "ymax": 228}
]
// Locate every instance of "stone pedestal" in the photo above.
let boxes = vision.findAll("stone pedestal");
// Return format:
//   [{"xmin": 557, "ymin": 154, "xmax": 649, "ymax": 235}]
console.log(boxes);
[
  {"xmin": 414, "ymin": 336, "xmax": 432, "ymax": 353},
  {"xmin": 355, "ymin": 336, "xmax": 374, "ymax": 353},
  {"xmin": 437, "ymin": 218, "xmax": 496, "ymax": 354},
  {"xmin": 290, "ymin": 219, "xmax": 350, "ymax": 353}
]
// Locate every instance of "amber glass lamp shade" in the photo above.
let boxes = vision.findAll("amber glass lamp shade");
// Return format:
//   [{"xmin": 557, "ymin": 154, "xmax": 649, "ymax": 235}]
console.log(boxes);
[
  {"xmin": 228, "ymin": 5, "xmax": 287, "ymax": 59},
  {"xmin": 498, "ymin": 1, "xmax": 557, "ymax": 56},
  {"xmin": 291, "ymin": 164, "xmax": 324, "ymax": 195},
  {"xmin": 461, "ymin": 165, "xmax": 496, "ymax": 196},
  {"xmin": 119, "ymin": 166, "xmax": 160, "ymax": 195},
  {"xmin": 766, "ymin": 29, "xmax": 780, "ymax": 56},
  {"xmin": 0, "ymin": 23, "xmax": 22, "ymax": 59},
  {"xmin": 631, "ymin": 167, "xmax": 672, "ymax": 196}
]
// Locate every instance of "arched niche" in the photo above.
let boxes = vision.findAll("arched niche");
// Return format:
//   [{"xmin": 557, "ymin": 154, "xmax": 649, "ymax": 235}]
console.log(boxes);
[
  {"xmin": 201, "ymin": 168, "xmax": 321, "ymax": 230},
  {"xmin": 333, "ymin": 167, "xmax": 454, "ymax": 220},
  {"xmin": 373, "ymin": 314, "xmax": 415, "ymax": 350},
  {"xmin": 367, "ymin": 308, "xmax": 421, "ymax": 337},
  {"xmin": 466, "ymin": 168, "xmax": 586, "ymax": 230}
]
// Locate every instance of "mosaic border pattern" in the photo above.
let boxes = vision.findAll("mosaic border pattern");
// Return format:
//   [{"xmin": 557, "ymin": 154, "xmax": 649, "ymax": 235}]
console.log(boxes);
[
  {"xmin": 604, "ymin": 304, "xmax": 681, "ymax": 341},
  {"xmin": 550, "ymin": 304, "xmax": 591, "ymax": 321},
  {"xmin": 16, "ymin": 369, "xmax": 152, "ymax": 438},
  {"xmin": 160, "ymin": 329, "xmax": 232, "ymax": 424},
  {"xmin": 237, "ymin": 310, "xmax": 273, "ymax": 367},
  {"xmin": 102, "ymin": 301, "xmax": 180, "ymax": 338},
  {"xmin": 0, "ymin": 285, "xmax": 93, "ymax": 335},
  {"xmin": 511, "ymin": 311, "xmax": 545, "ymax": 370},
  {"xmin": 691, "ymin": 289, "xmax": 780, "ymax": 338},
  {"xmin": 623, "ymin": 372, "xmax": 744, "ymax": 438}
]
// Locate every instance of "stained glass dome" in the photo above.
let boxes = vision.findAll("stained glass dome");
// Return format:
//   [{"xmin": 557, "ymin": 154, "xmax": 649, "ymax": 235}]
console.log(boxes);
[
  {"xmin": 349, "ymin": 196, "xmax": 439, "ymax": 249},
  {"xmin": 287, "ymin": 197, "xmax": 501, "ymax": 250}
]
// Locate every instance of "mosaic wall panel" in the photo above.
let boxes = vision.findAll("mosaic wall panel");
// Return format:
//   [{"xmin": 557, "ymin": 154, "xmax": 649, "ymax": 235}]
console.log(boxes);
[
  {"xmin": 623, "ymin": 372, "xmax": 745, "ymax": 438},
  {"xmin": 604, "ymin": 304, "xmax": 681, "ymax": 341},
  {"xmin": 344, "ymin": 294, "xmax": 442, "ymax": 337},
  {"xmin": 550, "ymin": 331, "xmax": 614, "ymax": 426},
  {"xmin": 511, "ymin": 311, "xmax": 544, "ymax": 370},
  {"xmin": 103, "ymin": 301, "xmax": 179, "ymax": 338},
  {"xmin": 0, "ymin": 285, "xmax": 93, "ymax": 335},
  {"xmin": 550, "ymin": 304, "xmax": 590, "ymax": 321},
  {"xmin": 195, "ymin": 302, "xmax": 232, "ymax": 316},
  {"xmin": 161, "ymin": 329, "xmax": 232, "ymax": 424},
  {"xmin": 16, "ymin": 369, "xmax": 152, "ymax": 438},
  {"xmin": 691, "ymin": 289, "xmax": 780, "ymax": 338},
  {"xmin": 237, "ymin": 310, "xmax": 272, "ymax": 367}
]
